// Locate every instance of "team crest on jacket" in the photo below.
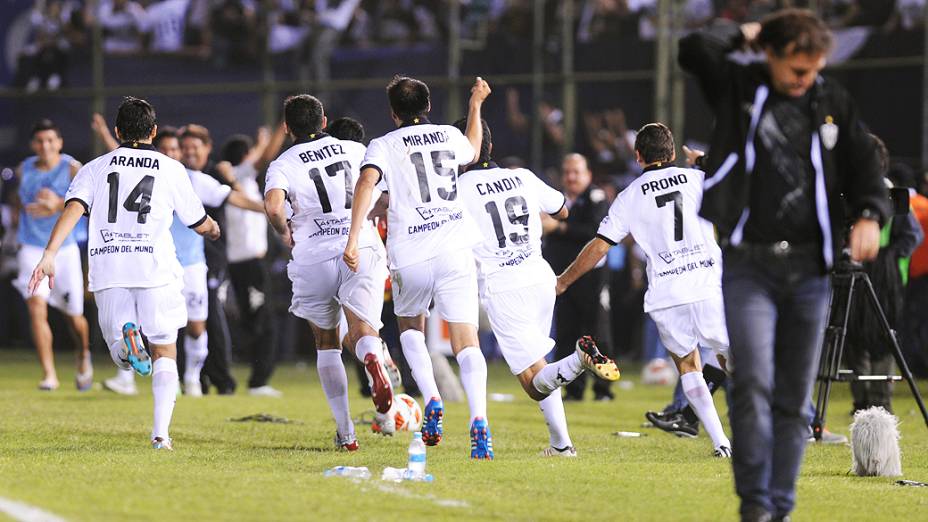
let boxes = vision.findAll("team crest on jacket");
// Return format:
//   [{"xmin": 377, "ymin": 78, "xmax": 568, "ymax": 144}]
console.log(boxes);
[{"xmin": 821, "ymin": 115, "xmax": 838, "ymax": 150}]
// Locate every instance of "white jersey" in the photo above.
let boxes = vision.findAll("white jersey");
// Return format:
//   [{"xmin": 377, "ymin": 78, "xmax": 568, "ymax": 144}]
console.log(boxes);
[
  {"xmin": 265, "ymin": 135, "xmax": 381, "ymax": 266},
  {"xmin": 362, "ymin": 121, "xmax": 482, "ymax": 269},
  {"xmin": 225, "ymin": 161, "xmax": 268, "ymax": 263},
  {"xmin": 457, "ymin": 164, "xmax": 566, "ymax": 294},
  {"xmin": 65, "ymin": 144, "xmax": 207, "ymax": 292},
  {"xmin": 597, "ymin": 165, "xmax": 722, "ymax": 312}
]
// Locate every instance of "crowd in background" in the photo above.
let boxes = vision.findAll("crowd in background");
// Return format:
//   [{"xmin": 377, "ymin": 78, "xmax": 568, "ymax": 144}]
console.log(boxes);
[{"xmin": 12, "ymin": 0, "xmax": 927, "ymax": 91}]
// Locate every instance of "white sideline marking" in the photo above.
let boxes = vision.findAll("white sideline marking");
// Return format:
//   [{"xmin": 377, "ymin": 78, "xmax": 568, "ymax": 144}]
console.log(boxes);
[{"xmin": 0, "ymin": 497, "xmax": 68, "ymax": 522}]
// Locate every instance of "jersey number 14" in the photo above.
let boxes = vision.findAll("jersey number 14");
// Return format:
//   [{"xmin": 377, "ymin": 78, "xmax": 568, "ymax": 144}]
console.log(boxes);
[{"xmin": 106, "ymin": 172, "xmax": 154, "ymax": 224}]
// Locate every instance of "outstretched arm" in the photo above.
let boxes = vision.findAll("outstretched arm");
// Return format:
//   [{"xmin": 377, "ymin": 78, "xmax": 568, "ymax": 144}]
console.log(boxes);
[
  {"xmin": 91, "ymin": 113, "xmax": 119, "ymax": 152},
  {"xmin": 556, "ymin": 237, "xmax": 611, "ymax": 295},
  {"xmin": 343, "ymin": 167, "xmax": 380, "ymax": 271},
  {"xmin": 464, "ymin": 77, "xmax": 492, "ymax": 163},
  {"xmin": 28, "ymin": 200, "xmax": 84, "ymax": 293},
  {"xmin": 227, "ymin": 190, "xmax": 265, "ymax": 213}
]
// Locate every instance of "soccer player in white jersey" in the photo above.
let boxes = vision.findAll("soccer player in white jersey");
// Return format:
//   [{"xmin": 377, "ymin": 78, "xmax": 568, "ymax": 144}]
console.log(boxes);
[
  {"xmin": 13, "ymin": 119, "xmax": 91, "ymax": 391},
  {"xmin": 264, "ymin": 94, "xmax": 396, "ymax": 451},
  {"xmin": 453, "ymin": 118, "xmax": 620, "ymax": 457},
  {"xmin": 345, "ymin": 76, "xmax": 495, "ymax": 459},
  {"xmin": 29, "ymin": 97, "xmax": 220, "ymax": 450},
  {"xmin": 557, "ymin": 123, "xmax": 733, "ymax": 457}
]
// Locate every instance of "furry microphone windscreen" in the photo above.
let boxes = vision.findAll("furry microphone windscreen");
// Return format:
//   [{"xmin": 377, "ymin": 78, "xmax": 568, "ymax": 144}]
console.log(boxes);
[{"xmin": 850, "ymin": 406, "xmax": 903, "ymax": 477}]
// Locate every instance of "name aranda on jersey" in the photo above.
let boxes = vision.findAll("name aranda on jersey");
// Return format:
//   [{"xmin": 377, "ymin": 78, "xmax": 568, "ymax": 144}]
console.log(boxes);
[{"xmin": 109, "ymin": 154, "xmax": 160, "ymax": 169}]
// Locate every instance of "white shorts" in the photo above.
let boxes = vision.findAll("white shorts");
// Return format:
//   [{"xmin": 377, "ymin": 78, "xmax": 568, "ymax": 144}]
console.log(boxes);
[
  {"xmin": 181, "ymin": 262, "xmax": 208, "ymax": 322},
  {"xmin": 94, "ymin": 282, "xmax": 187, "ymax": 347},
  {"xmin": 391, "ymin": 249, "xmax": 479, "ymax": 327},
  {"xmin": 14, "ymin": 243, "xmax": 84, "ymax": 316},
  {"xmin": 648, "ymin": 295, "xmax": 730, "ymax": 360},
  {"xmin": 482, "ymin": 277, "xmax": 556, "ymax": 375},
  {"xmin": 289, "ymin": 246, "xmax": 387, "ymax": 331}
]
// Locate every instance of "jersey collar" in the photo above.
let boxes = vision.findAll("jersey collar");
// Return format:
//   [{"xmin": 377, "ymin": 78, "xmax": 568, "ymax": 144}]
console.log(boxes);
[
  {"xmin": 641, "ymin": 162, "xmax": 671, "ymax": 174},
  {"xmin": 399, "ymin": 116, "xmax": 431, "ymax": 128},
  {"xmin": 119, "ymin": 142, "xmax": 156, "ymax": 151},
  {"xmin": 293, "ymin": 132, "xmax": 329, "ymax": 145},
  {"xmin": 462, "ymin": 159, "xmax": 498, "ymax": 173}
]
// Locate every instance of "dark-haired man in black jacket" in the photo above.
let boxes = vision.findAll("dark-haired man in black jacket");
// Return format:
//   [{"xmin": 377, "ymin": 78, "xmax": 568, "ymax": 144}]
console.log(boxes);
[{"xmin": 679, "ymin": 9, "xmax": 889, "ymax": 522}]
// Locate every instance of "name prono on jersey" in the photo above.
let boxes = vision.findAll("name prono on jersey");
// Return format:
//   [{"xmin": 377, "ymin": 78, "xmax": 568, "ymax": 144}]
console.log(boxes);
[
  {"xmin": 597, "ymin": 165, "xmax": 722, "ymax": 312},
  {"xmin": 458, "ymin": 164, "xmax": 566, "ymax": 294},
  {"xmin": 65, "ymin": 143, "xmax": 207, "ymax": 291},
  {"xmin": 362, "ymin": 120, "xmax": 482, "ymax": 269},
  {"xmin": 265, "ymin": 134, "xmax": 381, "ymax": 266}
]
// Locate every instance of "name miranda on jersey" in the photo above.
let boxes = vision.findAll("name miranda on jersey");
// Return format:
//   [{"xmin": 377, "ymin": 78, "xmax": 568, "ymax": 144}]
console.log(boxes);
[
  {"xmin": 298, "ymin": 143, "xmax": 346, "ymax": 163},
  {"xmin": 476, "ymin": 175, "xmax": 524, "ymax": 196},
  {"xmin": 402, "ymin": 130, "xmax": 449, "ymax": 147},
  {"xmin": 640, "ymin": 172, "xmax": 688, "ymax": 195},
  {"xmin": 110, "ymin": 155, "xmax": 160, "ymax": 169}
]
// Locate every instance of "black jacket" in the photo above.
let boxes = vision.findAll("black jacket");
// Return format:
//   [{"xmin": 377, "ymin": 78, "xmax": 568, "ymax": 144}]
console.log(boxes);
[
  {"xmin": 678, "ymin": 21, "xmax": 890, "ymax": 268},
  {"xmin": 543, "ymin": 185, "xmax": 610, "ymax": 274}
]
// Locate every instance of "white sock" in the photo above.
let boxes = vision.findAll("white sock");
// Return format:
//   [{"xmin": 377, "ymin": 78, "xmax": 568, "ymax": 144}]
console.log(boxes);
[
  {"xmin": 183, "ymin": 332, "xmax": 208, "ymax": 383},
  {"xmin": 400, "ymin": 330, "xmax": 440, "ymax": 401},
  {"xmin": 539, "ymin": 392, "xmax": 572, "ymax": 449},
  {"xmin": 455, "ymin": 346, "xmax": 488, "ymax": 424},
  {"xmin": 316, "ymin": 350, "xmax": 353, "ymax": 437},
  {"xmin": 116, "ymin": 367, "xmax": 135, "ymax": 384},
  {"xmin": 532, "ymin": 354, "xmax": 583, "ymax": 395},
  {"xmin": 354, "ymin": 335, "xmax": 381, "ymax": 364},
  {"xmin": 681, "ymin": 371, "xmax": 730, "ymax": 449},
  {"xmin": 151, "ymin": 358, "xmax": 179, "ymax": 440}
]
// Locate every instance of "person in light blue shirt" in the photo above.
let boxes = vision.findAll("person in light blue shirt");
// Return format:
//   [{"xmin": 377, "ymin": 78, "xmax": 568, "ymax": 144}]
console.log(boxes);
[{"xmin": 13, "ymin": 119, "xmax": 91, "ymax": 391}]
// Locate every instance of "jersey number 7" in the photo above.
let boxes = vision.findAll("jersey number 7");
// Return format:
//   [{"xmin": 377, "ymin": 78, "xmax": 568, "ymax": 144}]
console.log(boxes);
[
  {"xmin": 106, "ymin": 172, "xmax": 154, "ymax": 224},
  {"xmin": 654, "ymin": 190, "xmax": 683, "ymax": 241}
]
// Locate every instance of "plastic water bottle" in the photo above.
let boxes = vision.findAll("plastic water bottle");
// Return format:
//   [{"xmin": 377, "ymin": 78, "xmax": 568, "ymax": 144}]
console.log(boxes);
[
  {"xmin": 407, "ymin": 432, "xmax": 427, "ymax": 478},
  {"xmin": 324, "ymin": 466, "xmax": 371, "ymax": 480}
]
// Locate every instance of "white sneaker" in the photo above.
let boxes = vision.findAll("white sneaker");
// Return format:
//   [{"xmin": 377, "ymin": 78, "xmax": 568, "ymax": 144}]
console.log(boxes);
[
  {"xmin": 38, "ymin": 378, "xmax": 60, "ymax": 391},
  {"xmin": 540, "ymin": 446, "xmax": 577, "ymax": 457},
  {"xmin": 248, "ymin": 385, "xmax": 283, "ymax": 398},
  {"xmin": 103, "ymin": 376, "xmax": 138, "ymax": 395},
  {"xmin": 373, "ymin": 410, "xmax": 396, "ymax": 436},
  {"xmin": 76, "ymin": 355, "xmax": 93, "ymax": 392},
  {"xmin": 184, "ymin": 379, "xmax": 203, "ymax": 397}
]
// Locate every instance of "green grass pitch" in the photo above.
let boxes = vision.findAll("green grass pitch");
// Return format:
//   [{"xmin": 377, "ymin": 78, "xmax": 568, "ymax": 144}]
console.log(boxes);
[{"xmin": 1, "ymin": 349, "xmax": 926, "ymax": 521}]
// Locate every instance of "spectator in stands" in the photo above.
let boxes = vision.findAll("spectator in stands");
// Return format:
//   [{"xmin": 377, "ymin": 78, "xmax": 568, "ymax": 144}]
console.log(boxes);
[
  {"xmin": 902, "ymin": 169, "xmax": 928, "ymax": 377},
  {"xmin": 97, "ymin": 0, "xmax": 146, "ymax": 55},
  {"xmin": 583, "ymin": 108, "xmax": 638, "ymax": 178},
  {"xmin": 542, "ymin": 153, "xmax": 612, "ymax": 401},
  {"xmin": 143, "ymin": 0, "xmax": 191, "ymax": 54},
  {"xmin": 218, "ymin": 124, "xmax": 288, "ymax": 396},
  {"xmin": 309, "ymin": 0, "xmax": 363, "ymax": 100},
  {"xmin": 210, "ymin": 0, "xmax": 259, "ymax": 64},
  {"xmin": 18, "ymin": 0, "xmax": 83, "ymax": 93}
]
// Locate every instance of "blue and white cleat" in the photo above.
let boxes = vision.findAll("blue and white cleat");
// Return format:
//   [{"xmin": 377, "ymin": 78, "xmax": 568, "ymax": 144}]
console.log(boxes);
[
  {"xmin": 122, "ymin": 323, "xmax": 151, "ymax": 377},
  {"xmin": 152, "ymin": 437, "xmax": 173, "ymax": 451},
  {"xmin": 420, "ymin": 397, "xmax": 443, "ymax": 446},
  {"xmin": 470, "ymin": 417, "xmax": 494, "ymax": 460}
]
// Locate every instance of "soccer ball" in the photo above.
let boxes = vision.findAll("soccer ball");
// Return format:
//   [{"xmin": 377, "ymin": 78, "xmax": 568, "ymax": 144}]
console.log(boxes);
[
  {"xmin": 641, "ymin": 358, "xmax": 677, "ymax": 386},
  {"xmin": 394, "ymin": 393, "xmax": 423, "ymax": 431}
]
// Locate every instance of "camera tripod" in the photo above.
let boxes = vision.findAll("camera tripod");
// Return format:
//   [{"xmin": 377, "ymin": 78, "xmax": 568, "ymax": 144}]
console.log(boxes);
[{"xmin": 812, "ymin": 260, "xmax": 928, "ymax": 441}]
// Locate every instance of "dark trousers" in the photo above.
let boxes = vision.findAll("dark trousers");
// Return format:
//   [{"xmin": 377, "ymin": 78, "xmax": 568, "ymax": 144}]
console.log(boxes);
[
  {"xmin": 229, "ymin": 257, "xmax": 277, "ymax": 389},
  {"xmin": 202, "ymin": 269, "xmax": 236, "ymax": 394},
  {"xmin": 554, "ymin": 267, "xmax": 609, "ymax": 399},
  {"xmin": 847, "ymin": 342, "xmax": 894, "ymax": 412},
  {"xmin": 723, "ymin": 247, "xmax": 830, "ymax": 519},
  {"xmin": 901, "ymin": 275, "xmax": 928, "ymax": 377}
]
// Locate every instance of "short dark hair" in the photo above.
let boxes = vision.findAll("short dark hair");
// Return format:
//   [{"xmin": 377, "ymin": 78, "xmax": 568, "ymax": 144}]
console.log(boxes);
[
  {"xmin": 452, "ymin": 117, "xmax": 491, "ymax": 163},
  {"xmin": 869, "ymin": 133, "xmax": 889, "ymax": 175},
  {"xmin": 221, "ymin": 134, "xmax": 253, "ymax": 166},
  {"xmin": 634, "ymin": 123, "xmax": 675, "ymax": 165},
  {"xmin": 326, "ymin": 117, "xmax": 365, "ymax": 143},
  {"xmin": 30, "ymin": 119, "xmax": 61, "ymax": 138},
  {"xmin": 153, "ymin": 126, "xmax": 178, "ymax": 149},
  {"xmin": 116, "ymin": 96, "xmax": 157, "ymax": 142},
  {"xmin": 758, "ymin": 8, "xmax": 832, "ymax": 57},
  {"xmin": 180, "ymin": 124, "xmax": 211, "ymax": 145},
  {"xmin": 284, "ymin": 94, "xmax": 324, "ymax": 137},
  {"xmin": 386, "ymin": 76, "xmax": 430, "ymax": 122}
]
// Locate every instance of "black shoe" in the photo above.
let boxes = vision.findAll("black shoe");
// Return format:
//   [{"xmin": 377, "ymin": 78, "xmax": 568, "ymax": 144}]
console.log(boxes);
[
  {"xmin": 645, "ymin": 411, "xmax": 699, "ymax": 438},
  {"xmin": 643, "ymin": 410, "xmax": 677, "ymax": 426},
  {"xmin": 741, "ymin": 505, "xmax": 772, "ymax": 522}
]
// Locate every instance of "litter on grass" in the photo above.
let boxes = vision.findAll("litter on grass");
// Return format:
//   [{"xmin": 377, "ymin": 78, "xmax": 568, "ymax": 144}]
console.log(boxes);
[{"xmin": 228, "ymin": 413, "xmax": 302, "ymax": 424}]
